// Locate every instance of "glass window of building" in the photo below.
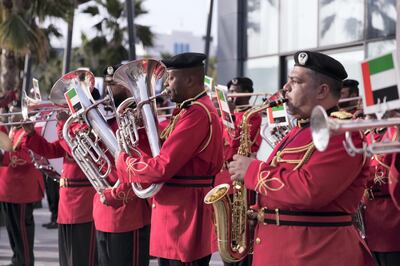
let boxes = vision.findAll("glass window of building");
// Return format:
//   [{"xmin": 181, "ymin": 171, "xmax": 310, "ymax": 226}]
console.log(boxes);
[
  {"xmin": 247, "ymin": 0, "xmax": 279, "ymax": 57},
  {"xmin": 367, "ymin": 39, "xmax": 396, "ymax": 57},
  {"xmin": 244, "ymin": 56, "xmax": 279, "ymax": 96},
  {"xmin": 367, "ymin": 0, "xmax": 396, "ymax": 39},
  {"xmin": 326, "ymin": 49, "xmax": 364, "ymax": 82},
  {"xmin": 319, "ymin": 0, "xmax": 364, "ymax": 46},
  {"xmin": 280, "ymin": 0, "xmax": 318, "ymax": 52}
]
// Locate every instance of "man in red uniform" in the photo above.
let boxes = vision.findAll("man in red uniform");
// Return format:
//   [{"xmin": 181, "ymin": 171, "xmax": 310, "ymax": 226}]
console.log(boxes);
[
  {"xmin": 91, "ymin": 69, "xmax": 151, "ymax": 266},
  {"xmin": 228, "ymin": 51, "xmax": 375, "ymax": 266},
  {"xmin": 389, "ymin": 152, "xmax": 400, "ymax": 208},
  {"xmin": 116, "ymin": 52, "xmax": 224, "ymax": 266},
  {"xmin": 23, "ymin": 112, "xmax": 97, "ymax": 266},
  {"xmin": 215, "ymin": 77, "xmax": 262, "ymax": 187},
  {"xmin": 363, "ymin": 126, "xmax": 400, "ymax": 265},
  {"xmin": 0, "ymin": 111, "xmax": 45, "ymax": 266},
  {"xmin": 214, "ymin": 77, "xmax": 261, "ymax": 266},
  {"xmin": 339, "ymin": 79, "xmax": 360, "ymax": 113}
]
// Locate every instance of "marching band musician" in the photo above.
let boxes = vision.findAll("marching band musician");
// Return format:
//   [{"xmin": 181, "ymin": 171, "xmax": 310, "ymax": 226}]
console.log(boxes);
[
  {"xmin": 339, "ymin": 79, "xmax": 360, "ymax": 115},
  {"xmin": 92, "ymin": 68, "xmax": 151, "ymax": 266},
  {"xmin": 214, "ymin": 77, "xmax": 261, "ymax": 266},
  {"xmin": 228, "ymin": 51, "xmax": 375, "ymax": 266},
  {"xmin": 215, "ymin": 77, "xmax": 262, "ymax": 187},
  {"xmin": 389, "ymin": 151, "xmax": 400, "ymax": 209},
  {"xmin": 22, "ymin": 110, "xmax": 98, "ymax": 266},
  {"xmin": 0, "ymin": 109, "xmax": 45, "ymax": 266},
  {"xmin": 115, "ymin": 52, "xmax": 224, "ymax": 266},
  {"xmin": 363, "ymin": 124, "xmax": 400, "ymax": 266}
]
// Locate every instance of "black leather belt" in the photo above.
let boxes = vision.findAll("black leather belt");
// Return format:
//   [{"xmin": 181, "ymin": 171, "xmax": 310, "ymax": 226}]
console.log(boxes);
[
  {"xmin": 60, "ymin": 177, "xmax": 92, "ymax": 188},
  {"xmin": 165, "ymin": 175, "xmax": 214, "ymax": 188},
  {"xmin": 260, "ymin": 208, "xmax": 353, "ymax": 227}
]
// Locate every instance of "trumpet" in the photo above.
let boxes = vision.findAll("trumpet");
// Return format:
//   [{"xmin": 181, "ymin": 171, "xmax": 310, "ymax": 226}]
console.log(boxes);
[{"xmin": 310, "ymin": 105, "xmax": 400, "ymax": 156}]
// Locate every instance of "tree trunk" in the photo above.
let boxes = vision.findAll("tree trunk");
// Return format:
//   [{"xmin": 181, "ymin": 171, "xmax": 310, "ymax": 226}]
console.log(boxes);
[{"xmin": 0, "ymin": 49, "xmax": 18, "ymax": 94}]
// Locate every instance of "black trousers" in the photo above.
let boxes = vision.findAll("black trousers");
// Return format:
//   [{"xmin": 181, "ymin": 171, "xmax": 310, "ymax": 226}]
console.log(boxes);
[
  {"xmin": 59, "ymin": 222, "xmax": 98, "ymax": 266},
  {"xmin": 43, "ymin": 174, "xmax": 59, "ymax": 223},
  {"xmin": 96, "ymin": 225, "xmax": 150, "ymax": 266},
  {"xmin": 373, "ymin": 251, "xmax": 400, "ymax": 266},
  {"xmin": 158, "ymin": 254, "xmax": 211, "ymax": 266},
  {"xmin": 0, "ymin": 202, "xmax": 35, "ymax": 266}
]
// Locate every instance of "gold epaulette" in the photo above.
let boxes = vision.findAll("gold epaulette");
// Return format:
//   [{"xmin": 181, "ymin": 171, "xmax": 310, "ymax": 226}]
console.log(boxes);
[{"xmin": 330, "ymin": 111, "xmax": 353, "ymax": 120}]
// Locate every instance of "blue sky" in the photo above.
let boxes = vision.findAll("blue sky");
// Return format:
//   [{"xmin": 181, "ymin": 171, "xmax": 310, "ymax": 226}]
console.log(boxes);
[{"xmin": 49, "ymin": 0, "xmax": 217, "ymax": 47}]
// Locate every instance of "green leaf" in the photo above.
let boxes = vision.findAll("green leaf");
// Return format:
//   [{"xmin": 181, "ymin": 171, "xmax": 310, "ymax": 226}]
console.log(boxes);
[
  {"xmin": 0, "ymin": 14, "xmax": 38, "ymax": 53},
  {"xmin": 82, "ymin": 6, "xmax": 100, "ymax": 16}
]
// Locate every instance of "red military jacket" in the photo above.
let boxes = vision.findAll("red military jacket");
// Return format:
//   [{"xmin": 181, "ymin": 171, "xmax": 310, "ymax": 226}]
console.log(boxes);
[
  {"xmin": 215, "ymin": 111, "xmax": 261, "ymax": 187},
  {"xmin": 92, "ymin": 119, "xmax": 151, "ymax": 233},
  {"xmin": 25, "ymin": 121, "xmax": 96, "ymax": 224},
  {"xmin": 116, "ymin": 95, "xmax": 224, "ymax": 262},
  {"xmin": 363, "ymin": 127, "xmax": 400, "ymax": 252},
  {"xmin": 0, "ymin": 127, "xmax": 44, "ymax": 203},
  {"xmin": 243, "ymin": 117, "xmax": 374, "ymax": 266},
  {"xmin": 389, "ymin": 153, "xmax": 400, "ymax": 209}
]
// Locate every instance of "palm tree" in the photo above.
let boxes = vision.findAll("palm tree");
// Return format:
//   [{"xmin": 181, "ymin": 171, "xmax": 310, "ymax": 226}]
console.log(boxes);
[
  {"xmin": 75, "ymin": 0, "xmax": 154, "ymax": 76},
  {"xmin": 0, "ymin": 0, "xmax": 73, "ymax": 98}
]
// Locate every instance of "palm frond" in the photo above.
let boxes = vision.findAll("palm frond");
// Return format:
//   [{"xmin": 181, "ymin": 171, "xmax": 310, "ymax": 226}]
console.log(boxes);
[
  {"xmin": 0, "ymin": 14, "xmax": 38, "ymax": 53},
  {"xmin": 82, "ymin": 5, "xmax": 100, "ymax": 16},
  {"xmin": 106, "ymin": 0, "xmax": 123, "ymax": 19},
  {"xmin": 136, "ymin": 24, "xmax": 153, "ymax": 47}
]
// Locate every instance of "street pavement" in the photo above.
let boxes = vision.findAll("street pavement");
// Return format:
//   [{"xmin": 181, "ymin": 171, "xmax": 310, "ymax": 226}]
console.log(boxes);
[{"xmin": 0, "ymin": 201, "xmax": 224, "ymax": 266}]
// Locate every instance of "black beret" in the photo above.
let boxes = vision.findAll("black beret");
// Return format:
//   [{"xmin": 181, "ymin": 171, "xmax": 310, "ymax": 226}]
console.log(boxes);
[
  {"xmin": 343, "ymin": 79, "xmax": 359, "ymax": 88},
  {"xmin": 227, "ymin": 77, "xmax": 254, "ymax": 92},
  {"xmin": 294, "ymin": 51, "xmax": 348, "ymax": 81},
  {"xmin": 162, "ymin": 52, "xmax": 206, "ymax": 70}
]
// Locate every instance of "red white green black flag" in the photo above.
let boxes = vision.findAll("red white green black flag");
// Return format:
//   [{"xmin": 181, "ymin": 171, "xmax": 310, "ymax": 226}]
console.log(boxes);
[
  {"xmin": 215, "ymin": 85, "xmax": 235, "ymax": 129},
  {"xmin": 266, "ymin": 104, "xmax": 289, "ymax": 127},
  {"xmin": 361, "ymin": 51, "xmax": 400, "ymax": 114},
  {"xmin": 64, "ymin": 87, "xmax": 83, "ymax": 114}
]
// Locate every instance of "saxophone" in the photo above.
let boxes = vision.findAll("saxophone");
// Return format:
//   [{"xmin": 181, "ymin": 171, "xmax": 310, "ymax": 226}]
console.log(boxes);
[{"xmin": 204, "ymin": 98, "xmax": 287, "ymax": 262}]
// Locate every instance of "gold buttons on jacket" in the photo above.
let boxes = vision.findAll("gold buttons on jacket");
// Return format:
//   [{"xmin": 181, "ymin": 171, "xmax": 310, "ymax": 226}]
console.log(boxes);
[
  {"xmin": 255, "ymin": 237, "xmax": 261, "ymax": 244},
  {"xmin": 152, "ymin": 203, "xmax": 156, "ymax": 208}
]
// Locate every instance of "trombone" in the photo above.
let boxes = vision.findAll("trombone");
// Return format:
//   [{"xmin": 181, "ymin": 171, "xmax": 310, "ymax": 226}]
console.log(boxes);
[{"xmin": 310, "ymin": 105, "xmax": 400, "ymax": 156}]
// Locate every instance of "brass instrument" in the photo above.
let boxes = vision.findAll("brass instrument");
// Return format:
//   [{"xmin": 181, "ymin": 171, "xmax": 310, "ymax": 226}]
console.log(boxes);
[
  {"xmin": 112, "ymin": 59, "xmax": 167, "ymax": 199},
  {"xmin": 60, "ymin": 69, "xmax": 120, "ymax": 194},
  {"xmin": 310, "ymin": 105, "xmax": 400, "ymax": 156},
  {"xmin": 204, "ymin": 98, "xmax": 287, "ymax": 262}
]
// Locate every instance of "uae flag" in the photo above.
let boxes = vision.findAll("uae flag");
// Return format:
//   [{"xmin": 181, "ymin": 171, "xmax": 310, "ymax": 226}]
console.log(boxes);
[
  {"xmin": 64, "ymin": 88, "xmax": 82, "ymax": 114},
  {"xmin": 216, "ymin": 86, "xmax": 235, "ymax": 129},
  {"xmin": 267, "ymin": 105, "xmax": 288, "ymax": 126},
  {"xmin": 361, "ymin": 53, "xmax": 400, "ymax": 107},
  {"xmin": 204, "ymin": 75, "xmax": 214, "ymax": 90}
]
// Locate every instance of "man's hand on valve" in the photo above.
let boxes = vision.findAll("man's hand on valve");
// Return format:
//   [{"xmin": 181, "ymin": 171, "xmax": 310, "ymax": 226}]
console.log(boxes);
[{"xmin": 228, "ymin": 154, "xmax": 255, "ymax": 182}]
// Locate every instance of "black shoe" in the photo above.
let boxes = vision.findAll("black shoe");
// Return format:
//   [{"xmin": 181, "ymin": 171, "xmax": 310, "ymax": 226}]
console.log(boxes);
[{"xmin": 42, "ymin": 221, "xmax": 58, "ymax": 229}]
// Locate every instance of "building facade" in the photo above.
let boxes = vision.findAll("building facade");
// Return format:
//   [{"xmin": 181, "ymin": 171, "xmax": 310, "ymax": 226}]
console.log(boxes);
[{"xmin": 217, "ymin": 0, "xmax": 397, "ymax": 95}]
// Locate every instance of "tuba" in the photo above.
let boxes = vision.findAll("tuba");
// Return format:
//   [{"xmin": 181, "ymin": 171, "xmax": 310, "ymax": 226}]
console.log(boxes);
[
  {"xmin": 204, "ymin": 98, "xmax": 287, "ymax": 262},
  {"xmin": 60, "ymin": 69, "xmax": 119, "ymax": 194},
  {"xmin": 112, "ymin": 59, "xmax": 167, "ymax": 199}
]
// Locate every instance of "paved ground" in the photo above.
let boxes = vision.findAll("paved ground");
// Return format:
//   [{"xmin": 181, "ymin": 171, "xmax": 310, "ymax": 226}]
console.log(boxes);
[{"xmin": 0, "ymin": 201, "xmax": 224, "ymax": 266}]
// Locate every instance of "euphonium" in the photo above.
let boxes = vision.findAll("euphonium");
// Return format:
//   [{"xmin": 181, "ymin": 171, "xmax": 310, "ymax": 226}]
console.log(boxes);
[
  {"xmin": 61, "ymin": 70, "xmax": 119, "ymax": 194},
  {"xmin": 204, "ymin": 98, "xmax": 287, "ymax": 262},
  {"xmin": 112, "ymin": 59, "xmax": 167, "ymax": 199}
]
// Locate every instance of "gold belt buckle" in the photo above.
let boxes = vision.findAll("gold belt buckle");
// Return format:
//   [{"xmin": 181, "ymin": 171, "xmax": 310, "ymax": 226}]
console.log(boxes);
[
  {"xmin": 275, "ymin": 208, "xmax": 280, "ymax": 226},
  {"xmin": 60, "ymin": 178, "xmax": 66, "ymax": 188}
]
